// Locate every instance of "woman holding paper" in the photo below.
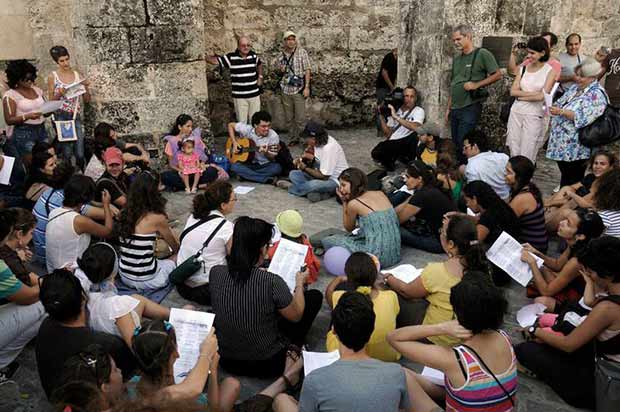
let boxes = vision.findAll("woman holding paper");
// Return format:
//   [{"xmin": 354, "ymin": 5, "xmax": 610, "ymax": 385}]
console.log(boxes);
[{"xmin": 507, "ymin": 36, "xmax": 556, "ymax": 163}]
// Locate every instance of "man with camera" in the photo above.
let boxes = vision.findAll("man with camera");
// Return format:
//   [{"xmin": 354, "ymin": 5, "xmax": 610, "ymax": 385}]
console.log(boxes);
[
  {"xmin": 375, "ymin": 48, "xmax": 398, "ymax": 136},
  {"xmin": 274, "ymin": 31, "xmax": 312, "ymax": 147},
  {"xmin": 371, "ymin": 86, "xmax": 425, "ymax": 171},
  {"xmin": 446, "ymin": 24, "xmax": 501, "ymax": 162}
]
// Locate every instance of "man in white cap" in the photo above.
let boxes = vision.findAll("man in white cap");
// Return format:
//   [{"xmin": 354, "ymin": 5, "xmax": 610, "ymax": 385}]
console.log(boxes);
[{"xmin": 274, "ymin": 30, "xmax": 312, "ymax": 146}]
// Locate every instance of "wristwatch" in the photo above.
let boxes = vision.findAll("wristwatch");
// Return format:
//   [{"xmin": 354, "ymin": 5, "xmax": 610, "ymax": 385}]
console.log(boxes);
[{"xmin": 528, "ymin": 324, "xmax": 538, "ymax": 338}]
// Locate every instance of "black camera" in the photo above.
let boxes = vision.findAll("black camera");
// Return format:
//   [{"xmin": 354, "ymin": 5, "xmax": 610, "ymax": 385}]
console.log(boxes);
[
  {"xmin": 380, "ymin": 87, "xmax": 404, "ymax": 117},
  {"xmin": 516, "ymin": 42, "xmax": 527, "ymax": 49}
]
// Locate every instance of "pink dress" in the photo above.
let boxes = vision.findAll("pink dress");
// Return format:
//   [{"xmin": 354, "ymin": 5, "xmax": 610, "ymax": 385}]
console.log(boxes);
[{"xmin": 177, "ymin": 152, "xmax": 202, "ymax": 175}]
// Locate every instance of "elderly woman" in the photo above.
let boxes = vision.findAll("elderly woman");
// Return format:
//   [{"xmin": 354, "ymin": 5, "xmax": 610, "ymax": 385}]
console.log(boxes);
[{"xmin": 546, "ymin": 58, "xmax": 608, "ymax": 187}]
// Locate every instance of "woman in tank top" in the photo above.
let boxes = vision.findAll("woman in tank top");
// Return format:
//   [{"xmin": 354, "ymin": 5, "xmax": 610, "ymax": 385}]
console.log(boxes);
[
  {"xmin": 47, "ymin": 46, "xmax": 91, "ymax": 170},
  {"xmin": 506, "ymin": 36, "xmax": 556, "ymax": 163}
]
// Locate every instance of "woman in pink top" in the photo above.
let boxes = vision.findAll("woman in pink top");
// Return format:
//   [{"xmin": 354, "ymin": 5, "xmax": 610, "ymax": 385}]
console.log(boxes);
[{"xmin": 2, "ymin": 60, "xmax": 48, "ymax": 166}]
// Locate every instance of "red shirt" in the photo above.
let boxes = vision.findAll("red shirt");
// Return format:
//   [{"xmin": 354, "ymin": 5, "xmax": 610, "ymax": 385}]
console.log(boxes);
[{"xmin": 267, "ymin": 236, "xmax": 320, "ymax": 284}]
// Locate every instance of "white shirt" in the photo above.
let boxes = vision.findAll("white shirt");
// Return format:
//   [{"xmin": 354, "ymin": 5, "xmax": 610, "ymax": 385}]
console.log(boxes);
[
  {"xmin": 177, "ymin": 211, "xmax": 234, "ymax": 287},
  {"xmin": 314, "ymin": 136, "xmax": 349, "ymax": 182},
  {"xmin": 234, "ymin": 123, "xmax": 280, "ymax": 165},
  {"xmin": 558, "ymin": 52, "xmax": 582, "ymax": 90},
  {"xmin": 386, "ymin": 106, "xmax": 425, "ymax": 141},
  {"xmin": 465, "ymin": 151, "xmax": 511, "ymax": 200},
  {"xmin": 46, "ymin": 208, "xmax": 91, "ymax": 272}
]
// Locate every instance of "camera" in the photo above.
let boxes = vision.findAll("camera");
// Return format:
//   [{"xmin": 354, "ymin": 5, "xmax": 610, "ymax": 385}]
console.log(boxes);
[
  {"xmin": 285, "ymin": 74, "xmax": 304, "ymax": 88},
  {"xmin": 516, "ymin": 42, "xmax": 527, "ymax": 49},
  {"xmin": 379, "ymin": 87, "xmax": 404, "ymax": 117}
]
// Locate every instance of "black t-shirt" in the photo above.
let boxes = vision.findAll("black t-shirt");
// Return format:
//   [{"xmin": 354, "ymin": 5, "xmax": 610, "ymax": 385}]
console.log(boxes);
[
  {"xmin": 95, "ymin": 172, "xmax": 129, "ymax": 203},
  {"xmin": 576, "ymin": 173, "xmax": 596, "ymax": 197},
  {"xmin": 479, "ymin": 211, "xmax": 521, "ymax": 245},
  {"xmin": 35, "ymin": 318, "xmax": 136, "ymax": 398},
  {"xmin": 408, "ymin": 186, "xmax": 457, "ymax": 236},
  {"xmin": 376, "ymin": 51, "xmax": 397, "ymax": 89}
]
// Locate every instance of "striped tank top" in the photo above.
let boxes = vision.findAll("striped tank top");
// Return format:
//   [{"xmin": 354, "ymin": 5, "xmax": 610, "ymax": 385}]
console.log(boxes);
[
  {"xmin": 515, "ymin": 190, "xmax": 548, "ymax": 253},
  {"xmin": 119, "ymin": 233, "xmax": 158, "ymax": 281},
  {"xmin": 445, "ymin": 330, "xmax": 517, "ymax": 412}
]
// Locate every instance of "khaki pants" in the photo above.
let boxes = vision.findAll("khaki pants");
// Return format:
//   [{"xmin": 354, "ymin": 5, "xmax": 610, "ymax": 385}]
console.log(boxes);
[
  {"xmin": 506, "ymin": 110, "xmax": 545, "ymax": 163},
  {"xmin": 233, "ymin": 96, "xmax": 261, "ymax": 124},
  {"xmin": 281, "ymin": 92, "xmax": 306, "ymax": 140}
]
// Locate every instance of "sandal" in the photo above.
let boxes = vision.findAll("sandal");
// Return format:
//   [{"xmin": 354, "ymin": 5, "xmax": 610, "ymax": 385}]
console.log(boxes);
[{"xmin": 286, "ymin": 344, "xmax": 302, "ymax": 363}]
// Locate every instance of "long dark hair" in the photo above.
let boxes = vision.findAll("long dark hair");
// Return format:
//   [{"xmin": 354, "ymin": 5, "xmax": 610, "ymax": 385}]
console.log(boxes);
[
  {"xmin": 445, "ymin": 214, "xmax": 489, "ymax": 274},
  {"xmin": 463, "ymin": 180, "xmax": 520, "ymax": 239},
  {"xmin": 571, "ymin": 208, "xmax": 605, "ymax": 257},
  {"xmin": 593, "ymin": 168, "xmax": 620, "ymax": 211},
  {"xmin": 338, "ymin": 168, "xmax": 367, "ymax": 200},
  {"xmin": 132, "ymin": 320, "xmax": 177, "ymax": 386},
  {"xmin": 169, "ymin": 114, "xmax": 193, "ymax": 137},
  {"xmin": 407, "ymin": 160, "xmax": 452, "ymax": 198},
  {"xmin": 24, "ymin": 150, "xmax": 55, "ymax": 192},
  {"xmin": 227, "ymin": 216, "xmax": 273, "ymax": 282},
  {"xmin": 508, "ymin": 155, "xmax": 542, "ymax": 204},
  {"xmin": 116, "ymin": 172, "xmax": 166, "ymax": 239}
]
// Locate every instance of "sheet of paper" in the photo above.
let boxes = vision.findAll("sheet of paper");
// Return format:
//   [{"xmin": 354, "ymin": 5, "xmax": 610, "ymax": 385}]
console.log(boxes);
[
  {"xmin": 466, "ymin": 207, "xmax": 477, "ymax": 217},
  {"xmin": 39, "ymin": 100, "xmax": 64, "ymax": 114},
  {"xmin": 268, "ymin": 238, "xmax": 308, "ymax": 292},
  {"xmin": 169, "ymin": 308, "xmax": 215, "ymax": 384},
  {"xmin": 544, "ymin": 82, "xmax": 560, "ymax": 114},
  {"xmin": 486, "ymin": 232, "xmax": 544, "ymax": 287},
  {"xmin": 0, "ymin": 155, "xmax": 14, "ymax": 185},
  {"xmin": 396, "ymin": 184, "xmax": 414, "ymax": 195},
  {"xmin": 63, "ymin": 79, "xmax": 87, "ymax": 99},
  {"xmin": 421, "ymin": 366, "xmax": 445, "ymax": 386},
  {"xmin": 303, "ymin": 350, "xmax": 340, "ymax": 376},
  {"xmin": 516, "ymin": 303, "xmax": 547, "ymax": 327},
  {"xmin": 233, "ymin": 185, "xmax": 255, "ymax": 195},
  {"xmin": 381, "ymin": 264, "xmax": 423, "ymax": 284}
]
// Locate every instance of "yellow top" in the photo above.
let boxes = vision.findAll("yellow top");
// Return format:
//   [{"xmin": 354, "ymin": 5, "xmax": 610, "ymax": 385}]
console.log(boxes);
[
  {"xmin": 421, "ymin": 262, "xmax": 462, "ymax": 346},
  {"xmin": 326, "ymin": 288, "xmax": 401, "ymax": 362},
  {"xmin": 420, "ymin": 147, "xmax": 437, "ymax": 167}
]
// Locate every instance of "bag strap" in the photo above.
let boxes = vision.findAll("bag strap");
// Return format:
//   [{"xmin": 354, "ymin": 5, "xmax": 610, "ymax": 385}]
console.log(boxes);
[
  {"xmin": 179, "ymin": 214, "xmax": 221, "ymax": 244},
  {"xmin": 45, "ymin": 188, "xmax": 58, "ymax": 216},
  {"xmin": 460, "ymin": 343, "xmax": 515, "ymax": 406},
  {"xmin": 390, "ymin": 105, "xmax": 416, "ymax": 135},
  {"xmin": 467, "ymin": 48, "xmax": 482, "ymax": 82},
  {"xmin": 198, "ymin": 219, "xmax": 227, "ymax": 254},
  {"xmin": 47, "ymin": 209, "xmax": 73, "ymax": 225},
  {"xmin": 97, "ymin": 177, "xmax": 126, "ymax": 198}
]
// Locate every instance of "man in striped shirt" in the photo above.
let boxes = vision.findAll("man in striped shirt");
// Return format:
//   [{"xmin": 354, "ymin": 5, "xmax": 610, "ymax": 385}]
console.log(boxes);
[{"xmin": 207, "ymin": 36, "xmax": 263, "ymax": 124}]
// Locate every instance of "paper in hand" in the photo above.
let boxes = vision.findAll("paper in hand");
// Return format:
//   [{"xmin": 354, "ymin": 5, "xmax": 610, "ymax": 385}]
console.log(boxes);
[
  {"xmin": 486, "ymin": 232, "xmax": 544, "ymax": 287},
  {"xmin": 516, "ymin": 303, "xmax": 547, "ymax": 327},
  {"xmin": 0, "ymin": 155, "xmax": 15, "ymax": 185},
  {"xmin": 421, "ymin": 366, "xmax": 445, "ymax": 386},
  {"xmin": 169, "ymin": 308, "xmax": 215, "ymax": 384},
  {"xmin": 268, "ymin": 238, "xmax": 308, "ymax": 292},
  {"xmin": 544, "ymin": 82, "xmax": 560, "ymax": 115},
  {"xmin": 302, "ymin": 351, "xmax": 340, "ymax": 376},
  {"xmin": 63, "ymin": 79, "xmax": 87, "ymax": 99},
  {"xmin": 381, "ymin": 264, "xmax": 423, "ymax": 284},
  {"xmin": 39, "ymin": 100, "xmax": 64, "ymax": 114}
]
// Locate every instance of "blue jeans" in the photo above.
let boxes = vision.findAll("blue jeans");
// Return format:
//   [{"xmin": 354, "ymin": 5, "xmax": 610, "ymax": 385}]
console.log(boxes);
[
  {"xmin": 388, "ymin": 191, "xmax": 410, "ymax": 207},
  {"xmin": 12, "ymin": 123, "xmax": 48, "ymax": 159},
  {"xmin": 288, "ymin": 169, "xmax": 338, "ymax": 197},
  {"xmin": 54, "ymin": 112, "xmax": 85, "ymax": 169},
  {"xmin": 450, "ymin": 101, "xmax": 482, "ymax": 160},
  {"xmin": 399, "ymin": 227, "xmax": 444, "ymax": 254},
  {"xmin": 231, "ymin": 161, "xmax": 282, "ymax": 183}
]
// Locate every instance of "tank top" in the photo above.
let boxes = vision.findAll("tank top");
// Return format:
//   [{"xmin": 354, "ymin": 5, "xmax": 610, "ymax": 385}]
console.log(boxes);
[
  {"xmin": 3, "ymin": 87, "xmax": 45, "ymax": 125},
  {"xmin": 445, "ymin": 330, "xmax": 518, "ymax": 412},
  {"xmin": 515, "ymin": 190, "xmax": 548, "ymax": 253},
  {"xmin": 52, "ymin": 71, "xmax": 80, "ymax": 114},
  {"xmin": 511, "ymin": 63, "xmax": 553, "ymax": 116},
  {"xmin": 119, "ymin": 233, "xmax": 159, "ymax": 281},
  {"xmin": 45, "ymin": 207, "xmax": 91, "ymax": 272}
]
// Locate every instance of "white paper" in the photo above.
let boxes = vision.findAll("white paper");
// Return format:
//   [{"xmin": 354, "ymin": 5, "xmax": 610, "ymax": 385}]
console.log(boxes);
[
  {"xmin": 466, "ymin": 207, "xmax": 477, "ymax": 217},
  {"xmin": 382, "ymin": 264, "xmax": 423, "ymax": 284},
  {"xmin": 302, "ymin": 350, "xmax": 340, "ymax": 376},
  {"xmin": 421, "ymin": 366, "xmax": 445, "ymax": 386},
  {"xmin": 351, "ymin": 228, "xmax": 360, "ymax": 235},
  {"xmin": 268, "ymin": 238, "xmax": 308, "ymax": 292},
  {"xmin": 516, "ymin": 303, "xmax": 547, "ymax": 327},
  {"xmin": 39, "ymin": 100, "xmax": 64, "ymax": 114},
  {"xmin": 486, "ymin": 232, "xmax": 544, "ymax": 287},
  {"xmin": 396, "ymin": 184, "xmax": 414, "ymax": 195},
  {"xmin": 544, "ymin": 82, "xmax": 560, "ymax": 115},
  {"xmin": 233, "ymin": 185, "xmax": 255, "ymax": 195},
  {"xmin": 169, "ymin": 308, "xmax": 215, "ymax": 384},
  {"xmin": 0, "ymin": 155, "xmax": 15, "ymax": 185},
  {"xmin": 63, "ymin": 79, "xmax": 87, "ymax": 99}
]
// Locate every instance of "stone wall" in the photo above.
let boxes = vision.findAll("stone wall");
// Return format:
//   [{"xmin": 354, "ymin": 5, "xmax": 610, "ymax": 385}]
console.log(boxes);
[
  {"xmin": 400, "ymin": 0, "xmax": 620, "ymax": 146},
  {"xmin": 203, "ymin": 0, "xmax": 401, "ymax": 135}
]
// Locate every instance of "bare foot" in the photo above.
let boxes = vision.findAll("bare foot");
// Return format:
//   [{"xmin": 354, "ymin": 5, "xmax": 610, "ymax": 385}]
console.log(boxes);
[{"xmin": 282, "ymin": 355, "xmax": 304, "ymax": 388}]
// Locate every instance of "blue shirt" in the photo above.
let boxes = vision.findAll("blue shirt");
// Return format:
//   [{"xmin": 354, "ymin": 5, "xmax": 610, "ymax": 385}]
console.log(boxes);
[{"xmin": 465, "ymin": 151, "xmax": 511, "ymax": 200}]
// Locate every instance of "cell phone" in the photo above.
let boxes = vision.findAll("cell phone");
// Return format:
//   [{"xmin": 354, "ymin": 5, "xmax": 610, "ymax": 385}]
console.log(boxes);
[{"xmin": 516, "ymin": 42, "xmax": 527, "ymax": 49}]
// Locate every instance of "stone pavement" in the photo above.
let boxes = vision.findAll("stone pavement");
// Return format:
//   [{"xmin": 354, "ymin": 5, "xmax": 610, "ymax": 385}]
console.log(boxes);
[{"xmin": 5, "ymin": 128, "xmax": 589, "ymax": 412}]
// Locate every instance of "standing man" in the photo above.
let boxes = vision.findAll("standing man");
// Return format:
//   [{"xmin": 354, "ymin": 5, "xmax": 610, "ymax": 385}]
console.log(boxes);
[
  {"xmin": 207, "ymin": 36, "xmax": 263, "ymax": 124},
  {"xmin": 558, "ymin": 33, "xmax": 583, "ymax": 94},
  {"xmin": 274, "ymin": 31, "xmax": 311, "ymax": 147},
  {"xmin": 375, "ymin": 48, "xmax": 398, "ymax": 136},
  {"xmin": 602, "ymin": 47, "xmax": 620, "ymax": 108},
  {"xmin": 446, "ymin": 24, "xmax": 502, "ymax": 160},
  {"xmin": 371, "ymin": 86, "xmax": 425, "ymax": 171}
]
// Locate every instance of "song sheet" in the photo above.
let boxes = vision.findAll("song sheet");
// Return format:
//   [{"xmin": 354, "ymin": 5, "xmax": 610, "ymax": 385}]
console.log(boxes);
[
  {"xmin": 169, "ymin": 308, "xmax": 215, "ymax": 384},
  {"xmin": 421, "ymin": 366, "xmax": 445, "ymax": 386},
  {"xmin": 382, "ymin": 264, "xmax": 423, "ymax": 284},
  {"xmin": 302, "ymin": 350, "xmax": 340, "ymax": 376},
  {"xmin": 63, "ymin": 79, "xmax": 87, "ymax": 99},
  {"xmin": 544, "ymin": 82, "xmax": 560, "ymax": 115},
  {"xmin": 486, "ymin": 231, "xmax": 544, "ymax": 287},
  {"xmin": 516, "ymin": 303, "xmax": 547, "ymax": 327},
  {"xmin": 0, "ymin": 155, "xmax": 15, "ymax": 185},
  {"xmin": 268, "ymin": 238, "xmax": 308, "ymax": 292},
  {"xmin": 233, "ymin": 185, "xmax": 255, "ymax": 195},
  {"xmin": 39, "ymin": 100, "xmax": 64, "ymax": 114}
]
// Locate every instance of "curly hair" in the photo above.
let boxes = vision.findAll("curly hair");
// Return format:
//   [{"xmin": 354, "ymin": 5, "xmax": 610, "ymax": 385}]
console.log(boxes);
[
  {"xmin": 5, "ymin": 60, "xmax": 37, "ymax": 89},
  {"xmin": 593, "ymin": 168, "xmax": 620, "ymax": 211},
  {"xmin": 116, "ymin": 172, "xmax": 167, "ymax": 239}
]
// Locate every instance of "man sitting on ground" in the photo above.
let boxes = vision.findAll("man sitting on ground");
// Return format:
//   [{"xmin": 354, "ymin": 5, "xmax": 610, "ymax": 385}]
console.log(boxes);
[
  {"xmin": 371, "ymin": 86, "xmax": 425, "ymax": 171},
  {"xmin": 95, "ymin": 147, "xmax": 129, "ymax": 208},
  {"xmin": 228, "ymin": 110, "xmax": 282, "ymax": 184},
  {"xmin": 273, "ymin": 291, "xmax": 413, "ymax": 412},
  {"xmin": 278, "ymin": 121, "xmax": 348, "ymax": 202},
  {"xmin": 461, "ymin": 130, "xmax": 510, "ymax": 200},
  {"xmin": 416, "ymin": 122, "xmax": 440, "ymax": 167}
]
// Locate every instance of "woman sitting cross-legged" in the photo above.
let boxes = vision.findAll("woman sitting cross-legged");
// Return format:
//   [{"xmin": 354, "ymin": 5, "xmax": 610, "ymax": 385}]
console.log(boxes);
[
  {"xmin": 521, "ymin": 208, "xmax": 604, "ymax": 312},
  {"xmin": 388, "ymin": 271, "xmax": 517, "ymax": 412},
  {"xmin": 385, "ymin": 214, "xmax": 489, "ymax": 346},
  {"xmin": 322, "ymin": 167, "xmax": 401, "ymax": 268},
  {"xmin": 209, "ymin": 217, "xmax": 323, "ymax": 378}
]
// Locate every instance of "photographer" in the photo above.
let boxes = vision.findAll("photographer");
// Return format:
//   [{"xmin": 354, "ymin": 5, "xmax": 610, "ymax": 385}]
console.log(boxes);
[{"xmin": 371, "ymin": 85, "xmax": 425, "ymax": 171}]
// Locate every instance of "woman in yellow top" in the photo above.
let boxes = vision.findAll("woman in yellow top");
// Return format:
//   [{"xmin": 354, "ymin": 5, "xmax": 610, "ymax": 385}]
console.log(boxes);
[
  {"xmin": 384, "ymin": 214, "xmax": 489, "ymax": 346},
  {"xmin": 325, "ymin": 252, "xmax": 400, "ymax": 361}
]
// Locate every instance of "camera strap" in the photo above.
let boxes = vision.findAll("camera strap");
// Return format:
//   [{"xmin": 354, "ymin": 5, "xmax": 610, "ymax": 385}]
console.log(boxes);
[
  {"xmin": 278, "ymin": 47, "xmax": 298, "ymax": 86},
  {"xmin": 391, "ymin": 106, "xmax": 416, "ymax": 134}
]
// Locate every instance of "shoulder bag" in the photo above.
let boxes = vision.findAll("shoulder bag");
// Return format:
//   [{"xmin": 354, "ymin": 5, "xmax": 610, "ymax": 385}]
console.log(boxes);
[
  {"xmin": 169, "ymin": 215, "xmax": 227, "ymax": 285},
  {"xmin": 578, "ymin": 93, "xmax": 620, "ymax": 148},
  {"xmin": 468, "ymin": 48, "xmax": 490, "ymax": 101}
]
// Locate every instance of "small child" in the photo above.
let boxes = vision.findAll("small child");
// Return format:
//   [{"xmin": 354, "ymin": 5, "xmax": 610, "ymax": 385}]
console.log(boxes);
[
  {"xmin": 176, "ymin": 138, "xmax": 204, "ymax": 193},
  {"xmin": 268, "ymin": 210, "xmax": 320, "ymax": 284}
]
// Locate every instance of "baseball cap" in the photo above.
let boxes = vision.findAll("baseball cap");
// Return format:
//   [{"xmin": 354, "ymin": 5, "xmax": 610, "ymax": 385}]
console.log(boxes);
[
  {"xmin": 276, "ymin": 210, "xmax": 303, "ymax": 238},
  {"xmin": 103, "ymin": 147, "xmax": 123, "ymax": 166},
  {"xmin": 301, "ymin": 121, "xmax": 327, "ymax": 138},
  {"xmin": 283, "ymin": 31, "xmax": 296, "ymax": 40},
  {"xmin": 416, "ymin": 122, "xmax": 440, "ymax": 138}
]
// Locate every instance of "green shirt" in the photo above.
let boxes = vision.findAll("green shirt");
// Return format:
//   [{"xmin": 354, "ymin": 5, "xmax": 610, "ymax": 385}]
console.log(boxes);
[
  {"xmin": 450, "ymin": 48, "xmax": 499, "ymax": 109},
  {"xmin": 0, "ymin": 260, "xmax": 22, "ymax": 303}
]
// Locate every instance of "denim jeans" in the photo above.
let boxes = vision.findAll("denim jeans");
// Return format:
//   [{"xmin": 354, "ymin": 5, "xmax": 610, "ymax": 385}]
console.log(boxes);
[
  {"xmin": 231, "ymin": 161, "xmax": 282, "ymax": 183},
  {"xmin": 450, "ymin": 101, "xmax": 482, "ymax": 161},
  {"xmin": 288, "ymin": 169, "xmax": 338, "ymax": 197},
  {"xmin": 12, "ymin": 123, "xmax": 48, "ymax": 159},
  {"xmin": 160, "ymin": 167, "xmax": 218, "ymax": 191},
  {"xmin": 399, "ymin": 227, "xmax": 444, "ymax": 254},
  {"xmin": 54, "ymin": 111, "xmax": 85, "ymax": 169},
  {"xmin": 388, "ymin": 191, "xmax": 411, "ymax": 207},
  {"xmin": 0, "ymin": 302, "xmax": 46, "ymax": 368}
]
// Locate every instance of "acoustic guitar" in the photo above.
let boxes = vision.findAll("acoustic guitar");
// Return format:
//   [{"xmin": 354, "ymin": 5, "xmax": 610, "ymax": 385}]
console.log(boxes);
[{"xmin": 224, "ymin": 137, "xmax": 279, "ymax": 164}]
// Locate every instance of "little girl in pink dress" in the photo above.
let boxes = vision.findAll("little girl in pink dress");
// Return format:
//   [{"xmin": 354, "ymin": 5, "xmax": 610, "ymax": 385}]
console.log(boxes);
[{"xmin": 176, "ymin": 138, "xmax": 203, "ymax": 193}]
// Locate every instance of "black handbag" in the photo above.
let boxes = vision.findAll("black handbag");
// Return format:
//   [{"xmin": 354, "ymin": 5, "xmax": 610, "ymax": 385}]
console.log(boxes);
[{"xmin": 578, "ymin": 101, "xmax": 620, "ymax": 148}]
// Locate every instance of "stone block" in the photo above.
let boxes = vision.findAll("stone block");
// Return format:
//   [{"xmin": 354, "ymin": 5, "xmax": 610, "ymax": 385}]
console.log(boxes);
[
  {"xmin": 75, "ymin": 27, "xmax": 131, "ymax": 64},
  {"xmin": 272, "ymin": 7, "xmax": 330, "ymax": 28},
  {"xmin": 408, "ymin": 0, "xmax": 446, "ymax": 36},
  {"xmin": 97, "ymin": 100, "xmax": 141, "ymax": 134},
  {"xmin": 349, "ymin": 26, "xmax": 398, "ymax": 51},
  {"xmin": 523, "ymin": 0, "xmax": 553, "ymax": 35},
  {"xmin": 443, "ymin": 0, "xmax": 497, "ymax": 34},
  {"xmin": 309, "ymin": 0, "xmax": 352, "ymax": 6},
  {"xmin": 262, "ymin": 0, "xmax": 305, "ymax": 6},
  {"xmin": 146, "ymin": 0, "xmax": 197, "ymax": 25},
  {"xmin": 223, "ymin": 7, "xmax": 272, "ymax": 29},
  {"xmin": 297, "ymin": 27, "xmax": 349, "ymax": 51},
  {"xmin": 593, "ymin": 0, "xmax": 620, "ymax": 20},
  {"xmin": 0, "ymin": 16, "xmax": 35, "ymax": 60},
  {"xmin": 130, "ymin": 26, "xmax": 203, "ymax": 63},
  {"xmin": 494, "ymin": 0, "xmax": 525, "ymax": 33},
  {"xmin": 0, "ymin": 0, "xmax": 28, "ymax": 16},
  {"xmin": 77, "ymin": 0, "xmax": 146, "ymax": 27}
]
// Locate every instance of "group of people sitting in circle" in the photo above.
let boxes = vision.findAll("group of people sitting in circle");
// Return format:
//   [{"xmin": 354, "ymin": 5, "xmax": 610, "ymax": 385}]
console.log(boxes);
[{"xmin": 1, "ymin": 39, "xmax": 620, "ymax": 412}]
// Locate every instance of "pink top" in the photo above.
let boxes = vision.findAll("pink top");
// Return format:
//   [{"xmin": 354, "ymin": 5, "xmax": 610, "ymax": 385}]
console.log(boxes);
[
  {"xmin": 177, "ymin": 152, "xmax": 202, "ymax": 175},
  {"xmin": 3, "ymin": 87, "xmax": 45, "ymax": 125}
]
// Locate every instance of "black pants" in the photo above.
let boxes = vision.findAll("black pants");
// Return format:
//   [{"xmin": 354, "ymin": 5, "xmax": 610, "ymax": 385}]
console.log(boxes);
[
  {"xmin": 371, "ymin": 134, "xmax": 418, "ymax": 171},
  {"xmin": 176, "ymin": 282, "xmax": 211, "ymax": 306},
  {"xmin": 160, "ymin": 167, "xmax": 218, "ymax": 191},
  {"xmin": 220, "ymin": 289, "xmax": 323, "ymax": 378},
  {"xmin": 557, "ymin": 159, "xmax": 588, "ymax": 187}
]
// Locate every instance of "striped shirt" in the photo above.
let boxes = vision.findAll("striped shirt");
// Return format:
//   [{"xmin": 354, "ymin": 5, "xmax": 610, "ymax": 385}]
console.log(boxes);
[
  {"xmin": 217, "ymin": 49, "xmax": 262, "ymax": 99},
  {"xmin": 599, "ymin": 209, "xmax": 620, "ymax": 238},
  {"xmin": 0, "ymin": 260, "xmax": 21, "ymax": 305},
  {"xmin": 515, "ymin": 191, "xmax": 548, "ymax": 253},
  {"xmin": 118, "ymin": 233, "xmax": 158, "ymax": 281},
  {"xmin": 209, "ymin": 265, "xmax": 293, "ymax": 360}
]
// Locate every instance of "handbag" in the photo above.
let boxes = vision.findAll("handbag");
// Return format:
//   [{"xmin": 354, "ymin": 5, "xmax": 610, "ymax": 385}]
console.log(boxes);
[
  {"xmin": 168, "ymin": 215, "xmax": 226, "ymax": 285},
  {"xmin": 500, "ymin": 66, "xmax": 526, "ymax": 123},
  {"xmin": 578, "ymin": 97, "xmax": 620, "ymax": 148}
]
